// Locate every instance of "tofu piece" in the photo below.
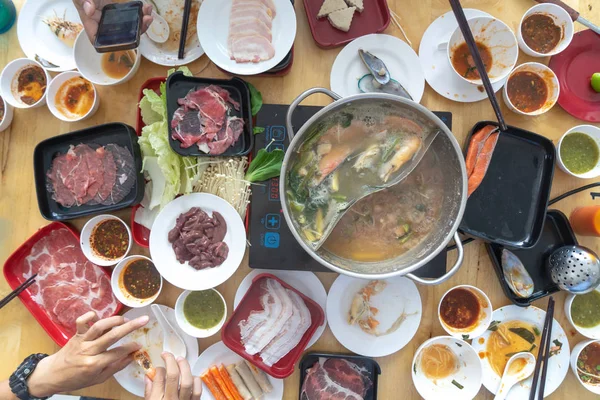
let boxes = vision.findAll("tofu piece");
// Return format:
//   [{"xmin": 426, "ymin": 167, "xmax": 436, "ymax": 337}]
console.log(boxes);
[
  {"xmin": 327, "ymin": 6, "xmax": 356, "ymax": 32},
  {"xmin": 317, "ymin": 0, "xmax": 348, "ymax": 18},
  {"xmin": 345, "ymin": 0, "xmax": 363, "ymax": 12}
]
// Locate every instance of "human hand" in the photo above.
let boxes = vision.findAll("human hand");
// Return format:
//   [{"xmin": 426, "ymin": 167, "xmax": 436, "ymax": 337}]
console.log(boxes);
[
  {"xmin": 145, "ymin": 352, "xmax": 202, "ymax": 400},
  {"xmin": 27, "ymin": 312, "xmax": 149, "ymax": 397},
  {"xmin": 73, "ymin": 0, "xmax": 154, "ymax": 43}
]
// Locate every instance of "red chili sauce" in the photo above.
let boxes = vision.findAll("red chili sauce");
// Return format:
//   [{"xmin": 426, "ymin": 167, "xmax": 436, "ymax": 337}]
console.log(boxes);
[
  {"xmin": 121, "ymin": 259, "xmax": 161, "ymax": 299},
  {"xmin": 451, "ymin": 41, "xmax": 493, "ymax": 80},
  {"xmin": 507, "ymin": 71, "xmax": 548, "ymax": 113},
  {"xmin": 521, "ymin": 13, "xmax": 562, "ymax": 54},
  {"xmin": 439, "ymin": 288, "xmax": 481, "ymax": 329},
  {"xmin": 90, "ymin": 219, "xmax": 129, "ymax": 260}
]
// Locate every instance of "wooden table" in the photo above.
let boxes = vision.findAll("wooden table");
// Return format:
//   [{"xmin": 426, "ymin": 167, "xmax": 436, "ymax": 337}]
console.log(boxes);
[{"xmin": 1, "ymin": 0, "xmax": 599, "ymax": 398}]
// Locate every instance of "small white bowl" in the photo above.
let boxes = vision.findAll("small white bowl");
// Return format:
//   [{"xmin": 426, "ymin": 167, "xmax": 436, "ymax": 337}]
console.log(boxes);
[
  {"xmin": 46, "ymin": 71, "xmax": 99, "ymax": 122},
  {"xmin": 503, "ymin": 62, "xmax": 560, "ymax": 116},
  {"xmin": 517, "ymin": 4, "xmax": 574, "ymax": 57},
  {"xmin": 570, "ymin": 339, "xmax": 600, "ymax": 395},
  {"xmin": 0, "ymin": 95, "xmax": 14, "ymax": 132},
  {"xmin": 111, "ymin": 255, "xmax": 162, "ymax": 308},
  {"xmin": 438, "ymin": 285, "xmax": 493, "ymax": 340},
  {"xmin": 448, "ymin": 16, "xmax": 518, "ymax": 85},
  {"xmin": 74, "ymin": 32, "xmax": 141, "ymax": 86},
  {"xmin": 0, "ymin": 58, "xmax": 52, "ymax": 108},
  {"xmin": 565, "ymin": 287, "xmax": 600, "ymax": 339},
  {"xmin": 80, "ymin": 214, "xmax": 132, "ymax": 266},
  {"xmin": 175, "ymin": 289, "xmax": 227, "ymax": 338},
  {"xmin": 556, "ymin": 125, "xmax": 600, "ymax": 179},
  {"xmin": 412, "ymin": 336, "xmax": 483, "ymax": 400}
]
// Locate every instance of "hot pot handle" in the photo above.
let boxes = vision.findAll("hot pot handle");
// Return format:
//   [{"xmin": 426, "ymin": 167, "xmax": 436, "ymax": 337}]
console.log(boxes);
[
  {"xmin": 285, "ymin": 88, "xmax": 342, "ymax": 143},
  {"xmin": 405, "ymin": 232, "xmax": 464, "ymax": 285}
]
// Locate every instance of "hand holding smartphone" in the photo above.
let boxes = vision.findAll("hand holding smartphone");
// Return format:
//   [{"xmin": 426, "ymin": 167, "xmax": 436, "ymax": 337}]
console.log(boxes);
[{"xmin": 94, "ymin": 1, "xmax": 144, "ymax": 53}]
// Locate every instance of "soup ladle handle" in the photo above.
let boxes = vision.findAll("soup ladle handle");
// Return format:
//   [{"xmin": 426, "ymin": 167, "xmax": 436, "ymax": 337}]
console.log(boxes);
[
  {"xmin": 405, "ymin": 232, "xmax": 464, "ymax": 285},
  {"xmin": 285, "ymin": 87, "xmax": 342, "ymax": 143}
]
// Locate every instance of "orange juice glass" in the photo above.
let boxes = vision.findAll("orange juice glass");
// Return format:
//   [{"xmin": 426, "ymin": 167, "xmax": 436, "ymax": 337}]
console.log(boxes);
[{"xmin": 570, "ymin": 206, "xmax": 600, "ymax": 237}]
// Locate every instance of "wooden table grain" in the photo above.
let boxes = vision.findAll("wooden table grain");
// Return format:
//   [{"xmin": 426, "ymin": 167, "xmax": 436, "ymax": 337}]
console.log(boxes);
[{"xmin": 1, "ymin": 0, "xmax": 599, "ymax": 398}]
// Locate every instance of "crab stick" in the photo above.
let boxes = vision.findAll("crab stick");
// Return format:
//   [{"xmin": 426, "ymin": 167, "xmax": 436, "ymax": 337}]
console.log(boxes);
[
  {"xmin": 210, "ymin": 365, "xmax": 235, "ymax": 400},
  {"xmin": 217, "ymin": 364, "xmax": 244, "ymax": 400},
  {"xmin": 226, "ymin": 364, "xmax": 252, "ymax": 400},
  {"xmin": 201, "ymin": 370, "xmax": 227, "ymax": 400}
]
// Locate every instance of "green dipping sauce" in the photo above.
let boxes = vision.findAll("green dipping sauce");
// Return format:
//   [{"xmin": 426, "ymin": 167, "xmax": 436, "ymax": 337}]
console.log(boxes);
[
  {"xmin": 183, "ymin": 290, "xmax": 225, "ymax": 329},
  {"xmin": 560, "ymin": 132, "xmax": 600, "ymax": 174},
  {"xmin": 571, "ymin": 290, "xmax": 600, "ymax": 328}
]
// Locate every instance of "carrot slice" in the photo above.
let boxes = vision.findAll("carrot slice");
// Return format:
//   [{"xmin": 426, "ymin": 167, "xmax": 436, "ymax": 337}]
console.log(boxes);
[
  {"xmin": 201, "ymin": 370, "xmax": 227, "ymax": 400},
  {"xmin": 218, "ymin": 364, "xmax": 244, "ymax": 400},
  {"xmin": 467, "ymin": 130, "xmax": 499, "ymax": 197},
  {"xmin": 210, "ymin": 365, "xmax": 235, "ymax": 400},
  {"xmin": 465, "ymin": 125, "xmax": 498, "ymax": 177}
]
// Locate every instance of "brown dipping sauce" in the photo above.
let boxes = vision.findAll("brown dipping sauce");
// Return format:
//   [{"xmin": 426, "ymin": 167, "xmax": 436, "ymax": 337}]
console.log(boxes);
[
  {"xmin": 451, "ymin": 41, "xmax": 493, "ymax": 80},
  {"xmin": 121, "ymin": 259, "xmax": 161, "ymax": 299},
  {"xmin": 16, "ymin": 65, "xmax": 47, "ymax": 105},
  {"xmin": 440, "ymin": 288, "xmax": 481, "ymax": 329},
  {"xmin": 90, "ymin": 219, "xmax": 129, "ymax": 260},
  {"xmin": 55, "ymin": 77, "xmax": 95, "ymax": 118},
  {"xmin": 521, "ymin": 13, "xmax": 562, "ymax": 54},
  {"xmin": 506, "ymin": 71, "xmax": 548, "ymax": 113},
  {"xmin": 101, "ymin": 51, "xmax": 136, "ymax": 79}
]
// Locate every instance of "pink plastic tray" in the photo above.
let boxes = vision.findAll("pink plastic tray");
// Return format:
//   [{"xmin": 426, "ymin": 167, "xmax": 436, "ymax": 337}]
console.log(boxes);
[
  {"xmin": 221, "ymin": 273, "xmax": 325, "ymax": 378},
  {"xmin": 3, "ymin": 222, "xmax": 122, "ymax": 346}
]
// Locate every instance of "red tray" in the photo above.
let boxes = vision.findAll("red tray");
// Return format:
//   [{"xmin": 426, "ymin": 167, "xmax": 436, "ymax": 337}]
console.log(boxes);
[
  {"xmin": 303, "ymin": 0, "xmax": 391, "ymax": 48},
  {"xmin": 3, "ymin": 222, "xmax": 123, "ymax": 347},
  {"xmin": 549, "ymin": 29, "xmax": 600, "ymax": 123},
  {"xmin": 221, "ymin": 273, "xmax": 325, "ymax": 378}
]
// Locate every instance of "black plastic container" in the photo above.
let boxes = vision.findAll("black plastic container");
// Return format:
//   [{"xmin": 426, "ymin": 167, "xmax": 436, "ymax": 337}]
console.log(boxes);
[
  {"xmin": 298, "ymin": 353, "xmax": 381, "ymax": 399},
  {"xmin": 166, "ymin": 72, "xmax": 254, "ymax": 157},
  {"xmin": 34, "ymin": 123, "xmax": 144, "ymax": 221},
  {"xmin": 459, "ymin": 121, "xmax": 555, "ymax": 248},
  {"xmin": 486, "ymin": 210, "xmax": 578, "ymax": 306}
]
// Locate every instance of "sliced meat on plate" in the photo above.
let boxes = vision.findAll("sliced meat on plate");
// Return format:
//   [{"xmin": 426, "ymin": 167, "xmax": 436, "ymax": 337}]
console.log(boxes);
[{"xmin": 230, "ymin": 35, "xmax": 276, "ymax": 63}]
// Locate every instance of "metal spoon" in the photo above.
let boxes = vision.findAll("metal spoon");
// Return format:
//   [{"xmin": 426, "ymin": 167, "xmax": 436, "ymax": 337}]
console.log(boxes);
[
  {"xmin": 145, "ymin": 10, "xmax": 170, "ymax": 43},
  {"xmin": 357, "ymin": 50, "xmax": 413, "ymax": 100},
  {"xmin": 312, "ymin": 129, "xmax": 440, "ymax": 250},
  {"xmin": 494, "ymin": 353, "xmax": 536, "ymax": 400},
  {"xmin": 151, "ymin": 304, "xmax": 187, "ymax": 359}
]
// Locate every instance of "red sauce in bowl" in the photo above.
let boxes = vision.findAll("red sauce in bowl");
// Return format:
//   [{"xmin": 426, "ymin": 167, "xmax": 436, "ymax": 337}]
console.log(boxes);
[
  {"xmin": 507, "ymin": 71, "xmax": 548, "ymax": 113},
  {"xmin": 521, "ymin": 13, "xmax": 562, "ymax": 54},
  {"xmin": 440, "ymin": 288, "xmax": 481, "ymax": 329}
]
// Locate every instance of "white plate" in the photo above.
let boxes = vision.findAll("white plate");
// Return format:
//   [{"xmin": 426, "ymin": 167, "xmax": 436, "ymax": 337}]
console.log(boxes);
[
  {"xmin": 330, "ymin": 34, "xmax": 425, "ymax": 103},
  {"xmin": 196, "ymin": 0, "xmax": 296, "ymax": 75},
  {"xmin": 412, "ymin": 336, "xmax": 483, "ymax": 400},
  {"xmin": 17, "ymin": 0, "xmax": 81, "ymax": 72},
  {"xmin": 419, "ymin": 9, "xmax": 508, "ymax": 103},
  {"xmin": 139, "ymin": 0, "xmax": 204, "ymax": 67},
  {"xmin": 112, "ymin": 304, "xmax": 200, "ymax": 398},
  {"xmin": 233, "ymin": 269, "xmax": 327, "ymax": 348},
  {"xmin": 192, "ymin": 341, "xmax": 284, "ymax": 400},
  {"xmin": 471, "ymin": 305, "xmax": 570, "ymax": 399},
  {"xmin": 149, "ymin": 193, "xmax": 246, "ymax": 291},
  {"xmin": 326, "ymin": 275, "xmax": 422, "ymax": 358}
]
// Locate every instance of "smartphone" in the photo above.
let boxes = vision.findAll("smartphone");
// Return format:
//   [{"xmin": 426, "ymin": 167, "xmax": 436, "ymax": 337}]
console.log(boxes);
[{"xmin": 94, "ymin": 1, "xmax": 143, "ymax": 53}]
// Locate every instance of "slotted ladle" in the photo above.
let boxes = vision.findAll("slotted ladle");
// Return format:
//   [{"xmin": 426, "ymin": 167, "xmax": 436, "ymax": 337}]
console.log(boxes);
[{"xmin": 311, "ymin": 129, "xmax": 440, "ymax": 251}]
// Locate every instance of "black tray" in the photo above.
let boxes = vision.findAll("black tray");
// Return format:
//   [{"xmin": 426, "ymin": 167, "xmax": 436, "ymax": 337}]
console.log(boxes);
[
  {"xmin": 166, "ymin": 72, "xmax": 253, "ymax": 157},
  {"xmin": 298, "ymin": 353, "xmax": 381, "ymax": 400},
  {"xmin": 33, "ymin": 123, "xmax": 145, "ymax": 221},
  {"xmin": 486, "ymin": 210, "xmax": 578, "ymax": 306},
  {"xmin": 459, "ymin": 121, "xmax": 555, "ymax": 248}
]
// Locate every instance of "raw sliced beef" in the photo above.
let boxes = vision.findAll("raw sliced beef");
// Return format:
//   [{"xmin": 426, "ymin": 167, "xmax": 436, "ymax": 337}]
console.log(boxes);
[
  {"xmin": 301, "ymin": 358, "xmax": 373, "ymax": 400},
  {"xmin": 46, "ymin": 143, "xmax": 135, "ymax": 208},
  {"xmin": 20, "ymin": 228, "xmax": 119, "ymax": 334},
  {"xmin": 208, "ymin": 117, "xmax": 245, "ymax": 155}
]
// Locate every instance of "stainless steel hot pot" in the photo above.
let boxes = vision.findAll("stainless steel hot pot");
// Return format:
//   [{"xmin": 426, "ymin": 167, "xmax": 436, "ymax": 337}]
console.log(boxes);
[{"xmin": 279, "ymin": 88, "xmax": 468, "ymax": 285}]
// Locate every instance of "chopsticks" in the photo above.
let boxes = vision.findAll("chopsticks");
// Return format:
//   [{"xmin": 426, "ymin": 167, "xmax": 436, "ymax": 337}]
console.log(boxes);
[
  {"xmin": 528, "ymin": 296, "xmax": 555, "ymax": 400},
  {"xmin": 0, "ymin": 274, "xmax": 37, "ymax": 310},
  {"xmin": 178, "ymin": 0, "xmax": 193, "ymax": 59},
  {"xmin": 447, "ymin": 0, "xmax": 508, "ymax": 132}
]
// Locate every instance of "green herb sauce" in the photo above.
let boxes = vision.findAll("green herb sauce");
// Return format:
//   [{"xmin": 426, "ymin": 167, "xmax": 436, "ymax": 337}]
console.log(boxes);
[
  {"xmin": 571, "ymin": 290, "xmax": 600, "ymax": 328},
  {"xmin": 183, "ymin": 290, "xmax": 225, "ymax": 329},
  {"xmin": 560, "ymin": 132, "xmax": 600, "ymax": 174}
]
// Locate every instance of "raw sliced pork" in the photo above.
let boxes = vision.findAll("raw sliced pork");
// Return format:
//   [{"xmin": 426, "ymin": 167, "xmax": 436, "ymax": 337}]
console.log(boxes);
[
  {"xmin": 19, "ymin": 228, "xmax": 119, "ymax": 334},
  {"xmin": 170, "ymin": 86, "xmax": 245, "ymax": 155},
  {"xmin": 300, "ymin": 358, "xmax": 373, "ymax": 400},
  {"xmin": 228, "ymin": 0, "xmax": 277, "ymax": 63},
  {"xmin": 239, "ymin": 278, "xmax": 312, "ymax": 366}
]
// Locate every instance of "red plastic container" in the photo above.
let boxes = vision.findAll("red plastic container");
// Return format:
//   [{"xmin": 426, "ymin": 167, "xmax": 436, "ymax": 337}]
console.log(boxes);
[
  {"xmin": 303, "ymin": 0, "xmax": 391, "ymax": 48},
  {"xmin": 3, "ymin": 222, "xmax": 122, "ymax": 346},
  {"xmin": 221, "ymin": 273, "xmax": 325, "ymax": 378}
]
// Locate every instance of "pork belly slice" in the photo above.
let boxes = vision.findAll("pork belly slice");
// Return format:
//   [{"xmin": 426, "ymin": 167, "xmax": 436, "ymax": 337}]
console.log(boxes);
[
  {"xmin": 230, "ymin": 35, "xmax": 275, "ymax": 63},
  {"xmin": 233, "ymin": 0, "xmax": 277, "ymax": 16},
  {"xmin": 231, "ymin": 7, "xmax": 273, "ymax": 29}
]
